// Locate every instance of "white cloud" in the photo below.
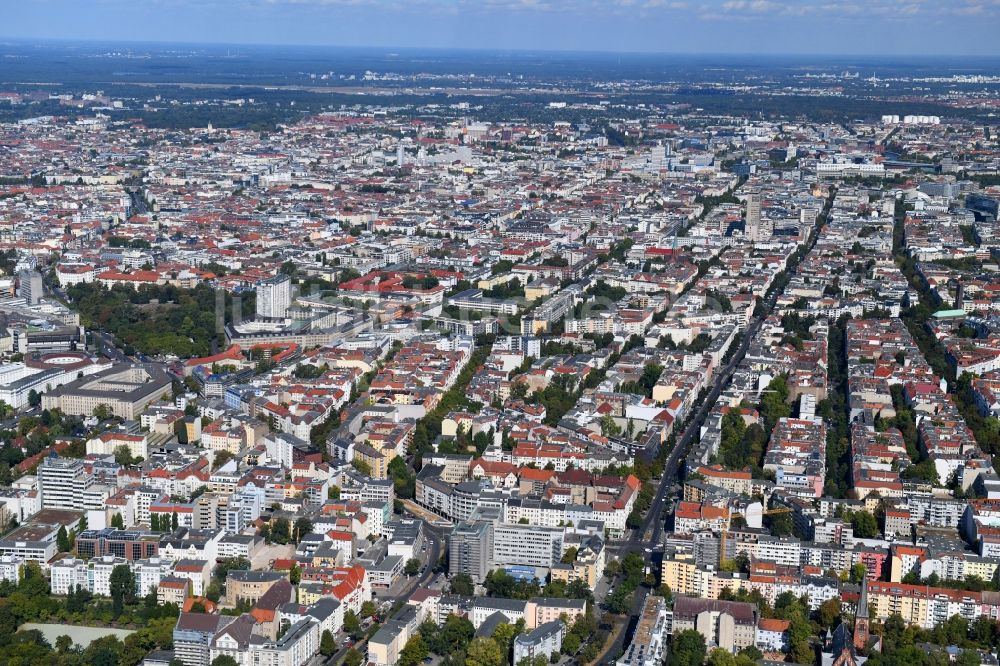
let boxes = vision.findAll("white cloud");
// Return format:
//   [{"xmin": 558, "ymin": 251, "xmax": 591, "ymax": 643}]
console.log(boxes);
[{"xmin": 254, "ymin": 0, "xmax": 1000, "ymax": 22}]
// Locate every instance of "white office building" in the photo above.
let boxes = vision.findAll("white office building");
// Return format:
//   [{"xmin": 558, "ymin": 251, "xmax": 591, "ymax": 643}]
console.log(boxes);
[
  {"xmin": 38, "ymin": 457, "xmax": 111, "ymax": 511},
  {"xmin": 492, "ymin": 523, "xmax": 564, "ymax": 569}
]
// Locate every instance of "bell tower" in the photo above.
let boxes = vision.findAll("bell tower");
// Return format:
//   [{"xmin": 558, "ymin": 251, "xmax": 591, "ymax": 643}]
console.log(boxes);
[{"xmin": 854, "ymin": 581, "xmax": 870, "ymax": 652}]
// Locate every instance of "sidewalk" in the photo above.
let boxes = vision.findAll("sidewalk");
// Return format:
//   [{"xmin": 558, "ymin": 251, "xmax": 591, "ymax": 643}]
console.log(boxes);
[{"xmin": 585, "ymin": 617, "xmax": 624, "ymax": 666}]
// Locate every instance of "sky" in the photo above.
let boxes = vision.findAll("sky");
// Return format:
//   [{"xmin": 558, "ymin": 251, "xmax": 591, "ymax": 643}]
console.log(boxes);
[{"xmin": 4, "ymin": 0, "xmax": 1000, "ymax": 56}]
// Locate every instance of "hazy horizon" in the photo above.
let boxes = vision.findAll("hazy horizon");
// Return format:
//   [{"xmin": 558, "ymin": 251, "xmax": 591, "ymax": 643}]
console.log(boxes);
[
  {"xmin": 5, "ymin": 36, "xmax": 1000, "ymax": 61},
  {"xmin": 4, "ymin": 0, "xmax": 1000, "ymax": 57}
]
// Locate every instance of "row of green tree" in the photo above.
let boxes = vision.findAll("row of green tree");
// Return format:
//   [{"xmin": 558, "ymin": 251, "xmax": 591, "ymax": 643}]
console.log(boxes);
[
  {"xmin": 394, "ymin": 609, "xmax": 606, "ymax": 666},
  {"xmin": 410, "ymin": 342, "xmax": 493, "ymax": 461},
  {"xmin": 715, "ymin": 374, "xmax": 791, "ymax": 475},
  {"xmin": 603, "ymin": 551, "xmax": 647, "ymax": 614},
  {"xmin": 867, "ymin": 612, "xmax": 1000, "ymax": 666},
  {"xmin": 258, "ymin": 515, "xmax": 314, "ymax": 544},
  {"xmin": 819, "ymin": 314, "xmax": 852, "ymax": 498},
  {"xmin": 892, "ymin": 201, "xmax": 1000, "ymax": 461},
  {"xmin": 481, "ymin": 569, "xmax": 593, "ymax": 603}
]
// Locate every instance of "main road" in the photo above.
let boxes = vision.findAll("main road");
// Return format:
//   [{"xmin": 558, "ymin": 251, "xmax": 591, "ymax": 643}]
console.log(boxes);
[
  {"xmin": 317, "ymin": 520, "xmax": 443, "ymax": 666},
  {"xmin": 602, "ymin": 189, "xmax": 834, "ymax": 660}
]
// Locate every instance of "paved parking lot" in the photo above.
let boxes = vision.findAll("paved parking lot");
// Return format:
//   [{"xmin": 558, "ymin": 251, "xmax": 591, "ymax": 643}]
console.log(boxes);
[{"xmin": 250, "ymin": 542, "xmax": 295, "ymax": 570}]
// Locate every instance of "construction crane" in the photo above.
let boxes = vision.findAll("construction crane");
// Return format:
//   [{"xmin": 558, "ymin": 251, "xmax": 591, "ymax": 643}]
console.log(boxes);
[
  {"xmin": 728, "ymin": 505, "xmax": 794, "ymax": 524},
  {"xmin": 721, "ymin": 506, "xmax": 794, "ymax": 556}
]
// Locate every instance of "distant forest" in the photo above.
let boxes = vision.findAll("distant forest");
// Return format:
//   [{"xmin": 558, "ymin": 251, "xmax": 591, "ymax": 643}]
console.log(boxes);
[{"xmin": 2, "ymin": 42, "xmax": 999, "ymax": 128}]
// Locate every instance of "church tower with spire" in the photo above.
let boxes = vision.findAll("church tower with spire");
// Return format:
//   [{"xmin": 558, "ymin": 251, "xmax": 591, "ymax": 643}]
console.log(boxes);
[{"xmin": 854, "ymin": 581, "xmax": 871, "ymax": 652}]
